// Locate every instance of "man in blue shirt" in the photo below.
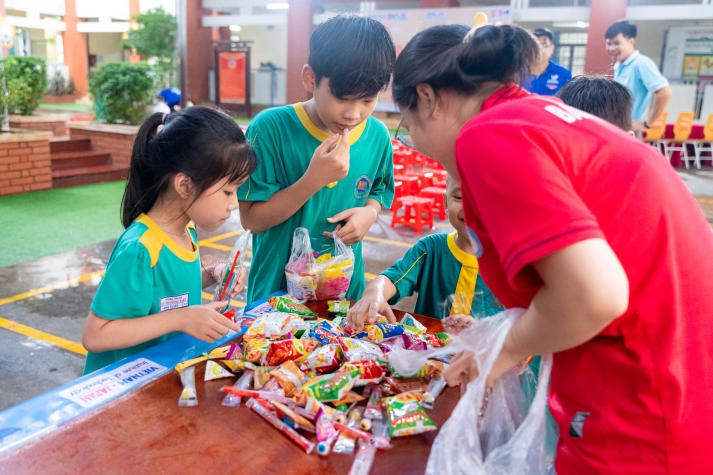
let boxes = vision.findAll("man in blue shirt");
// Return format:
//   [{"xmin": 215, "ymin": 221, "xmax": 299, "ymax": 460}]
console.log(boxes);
[
  {"xmin": 525, "ymin": 28, "xmax": 572, "ymax": 96},
  {"xmin": 605, "ymin": 20, "xmax": 672, "ymax": 134}
]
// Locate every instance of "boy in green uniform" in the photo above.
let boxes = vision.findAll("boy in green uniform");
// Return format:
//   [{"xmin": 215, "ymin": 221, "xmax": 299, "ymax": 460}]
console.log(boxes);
[
  {"xmin": 347, "ymin": 177, "xmax": 503, "ymax": 330},
  {"xmin": 238, "ymin": 15, "xmax": 396, "ymax": 304}
]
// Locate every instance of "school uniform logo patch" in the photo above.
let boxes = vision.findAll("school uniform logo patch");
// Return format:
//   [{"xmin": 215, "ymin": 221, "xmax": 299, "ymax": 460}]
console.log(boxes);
[{"xmin": 354, "ymin": 175, "xmax": 371, "ymax": 199}]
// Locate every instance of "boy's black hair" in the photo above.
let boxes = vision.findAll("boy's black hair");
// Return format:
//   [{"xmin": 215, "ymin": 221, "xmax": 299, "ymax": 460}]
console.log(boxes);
[
  {"xmin": 605, "ymin": 20, "xmax": 637, "ymax": 40},
  {"xmin": 533, "ymin": 28, "xmax": 554, "ymax": 44},
  {"xmin": 309, "ymin": 14, "xmax": 396, "ymax": 99},
  {"xmin": 556, "ymin": 75, "xmax": 633, "ymax": 131}
]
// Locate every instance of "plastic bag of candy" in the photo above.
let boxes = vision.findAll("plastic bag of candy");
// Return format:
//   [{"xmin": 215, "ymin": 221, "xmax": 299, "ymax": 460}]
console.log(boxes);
[{"xmin": 285, "ymin": 227, "xmax": 354, "ymax": 301}]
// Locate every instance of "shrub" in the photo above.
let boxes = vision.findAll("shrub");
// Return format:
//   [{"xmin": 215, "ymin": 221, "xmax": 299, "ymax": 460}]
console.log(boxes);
[
  {"xmin": 1, "ymin": 56, "xmax": 48, "ymax": 115},
  {"xmin": 89, "ymin": 62, "xmax": 155, "ymax": 125}
]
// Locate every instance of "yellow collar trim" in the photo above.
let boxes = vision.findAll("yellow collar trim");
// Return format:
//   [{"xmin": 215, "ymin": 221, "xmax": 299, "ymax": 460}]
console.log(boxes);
[
  {"xmin": 136, "ymin": 214, "xmax": 198, "ymax": 267},
  {"xmin": 447, "ymin": 231, "xmax": 478, "ymax": 269},
  {"xmin": 293, "ymin": 102, "xmax": 365, "ymax": 145}
]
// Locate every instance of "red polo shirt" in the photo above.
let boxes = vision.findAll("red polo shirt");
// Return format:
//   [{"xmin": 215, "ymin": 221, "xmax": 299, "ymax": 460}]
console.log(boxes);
[{"xmin": 456, "ymin": 85, "xmax": 713, "ymax": 474}]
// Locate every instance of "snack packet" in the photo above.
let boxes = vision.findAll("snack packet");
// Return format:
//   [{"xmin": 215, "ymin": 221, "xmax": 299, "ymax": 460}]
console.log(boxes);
[
  {"xmin": 243, "ymin": 312, "xmax": 309, "ymax": 340},
  {"xmin": 268, "ymin": 295, "xmax": 318, "ymax": 318},
  {"xmin": 384, "ymin": 391, "xmax": 437, "ymax": 437},
  {"xmin": 339, "ymin": 337, "xmax": 385, "ymax": 363},
  {"xmin": 297, "ymin": 365, "xmax": 360, "ymax": 403},
  {"xmin": 300, "ymin": 343, "xmax": 343, "ymax": 374},
  {"xmin": 264, "ymin": 338, "xmax": 319, "ymax": 366},
  {"xmin": 268, "ymin": 360, "xmax": 307, "ymax": 397}
]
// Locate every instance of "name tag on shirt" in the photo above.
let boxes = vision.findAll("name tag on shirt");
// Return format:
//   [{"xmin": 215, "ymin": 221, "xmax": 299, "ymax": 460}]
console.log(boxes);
[{"xmin": 160, "ymin": 293, "xmax": 189, "ymax": 312}]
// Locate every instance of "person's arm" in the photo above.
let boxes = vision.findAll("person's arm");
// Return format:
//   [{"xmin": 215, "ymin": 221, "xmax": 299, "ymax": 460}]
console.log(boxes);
[
  {"xmin": 643, "ymin": 85, "xmax": 672, "ymax": 130},
  {"xmin": 445, "ymin": 238, "xmax": 629, "ymax": 386},
  {"xmin": 347, "ymin": 275, "xmax": 398, "ymax": 330},
  {"xmin": 240, "ymin": 130, "xmax": 350, "ymax": 234},
  {"xmin": 82, "ymin": 302, "xmax": 240, "ymax": 353}
]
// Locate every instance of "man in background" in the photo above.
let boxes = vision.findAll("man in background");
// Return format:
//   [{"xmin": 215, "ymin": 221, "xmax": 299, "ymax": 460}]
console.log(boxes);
[
  {"xmin": 605, "ymin": 20, "xmax": 672, "ymax": 133},
  {"xmin": 525, "ymin": 28, "xmax": 572, "ymax": 96}
]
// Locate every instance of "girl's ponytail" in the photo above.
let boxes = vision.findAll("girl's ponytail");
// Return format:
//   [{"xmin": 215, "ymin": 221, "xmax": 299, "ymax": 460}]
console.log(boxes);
[{"xmin": 121, "ymin": 112, "xmax": 167, "ymax": 228}]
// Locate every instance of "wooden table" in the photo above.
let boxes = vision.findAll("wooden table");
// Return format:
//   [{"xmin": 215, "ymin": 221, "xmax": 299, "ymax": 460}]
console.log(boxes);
[{"xmin": 0, "ymin": 303, "xmax": 458, "ymax": 474}]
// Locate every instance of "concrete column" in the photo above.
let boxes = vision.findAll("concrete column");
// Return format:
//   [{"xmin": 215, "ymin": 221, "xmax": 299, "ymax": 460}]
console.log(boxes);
[
  {"xmin": 63, "ymin": 0, "xmax": 88, "ymax": 95},
  {"xmin": 583, "ymin": 0, "xmax": 627, "ymax": 75},
  {"xmin": 183, "ymin": 1, "xmax": 214, "ymax": 104},
  {"xmin": 286, "ymin": 0, "xmax": 312, "ymax": 104},
  {"xmin": 127, "ymin": 0, "xmax": 141, "ymax": 64}
]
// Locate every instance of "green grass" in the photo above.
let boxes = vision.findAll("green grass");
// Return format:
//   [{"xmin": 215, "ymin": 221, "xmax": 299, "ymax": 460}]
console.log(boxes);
[
  {"xmin": 0, "ymin": 181, "xmax": 126, "ymax": 267},
  {"xmin": 38, "ymin": 102, "xmax": 94, "ymax": 113}
]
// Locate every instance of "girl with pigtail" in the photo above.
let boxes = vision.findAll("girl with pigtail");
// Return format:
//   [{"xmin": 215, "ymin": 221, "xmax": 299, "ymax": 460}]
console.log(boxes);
[{"xmin": 82, "ymin": 106, "xmax": 257, "ymax": 374}]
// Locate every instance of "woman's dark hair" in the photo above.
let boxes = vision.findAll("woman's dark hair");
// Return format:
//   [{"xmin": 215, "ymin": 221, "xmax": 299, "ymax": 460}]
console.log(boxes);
[
  {"xmin": 309, "ymin": 14, "xmax": 396, "ymax": 99},
  {"xmin": 121, "ymin": 106, "xmax": 257, "ymax": 228},
  {"xmin": 556, "ymin": 75, "xmax": 633, "ymax": 131},
  {"xmin": 393, "ymin": 24, "xmax": 540, "ymax": 110}
]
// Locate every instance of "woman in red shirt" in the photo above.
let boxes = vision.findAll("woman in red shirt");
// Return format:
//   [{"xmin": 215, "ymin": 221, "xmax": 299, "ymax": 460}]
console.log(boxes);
[{"xmin": 392, "ymin": 24, "xmax": 713, "ymax": 474}]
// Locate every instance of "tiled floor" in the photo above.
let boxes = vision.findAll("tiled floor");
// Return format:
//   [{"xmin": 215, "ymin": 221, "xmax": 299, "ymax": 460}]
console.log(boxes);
[{"xmin": 0, "ymin": 168, "xmax": 710, "ymax": 411}]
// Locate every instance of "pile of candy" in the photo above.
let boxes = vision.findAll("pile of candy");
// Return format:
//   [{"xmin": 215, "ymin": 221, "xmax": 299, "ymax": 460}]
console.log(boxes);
[{"xmin": 175, "ymin": 295, "xmax": 450, "ymax": 471}]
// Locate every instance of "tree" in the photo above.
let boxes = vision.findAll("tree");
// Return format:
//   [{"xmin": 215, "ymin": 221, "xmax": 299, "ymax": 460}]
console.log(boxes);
[{"xmin": 123, "ymin": 7, "xmax": 177, "ymax": 89}]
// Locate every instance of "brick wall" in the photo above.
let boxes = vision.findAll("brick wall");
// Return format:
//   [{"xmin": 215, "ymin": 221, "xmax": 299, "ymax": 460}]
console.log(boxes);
[
  {"xmin": 10, "ymin": 115, "xmax": 69, "ymax": 138},
  {"xmin": 0, "ymin": 132, "xmax": 53, "ymax": 196},
  {"xmin": 68, "ymin": 123, "xmax": 138, "ymax": 167}
]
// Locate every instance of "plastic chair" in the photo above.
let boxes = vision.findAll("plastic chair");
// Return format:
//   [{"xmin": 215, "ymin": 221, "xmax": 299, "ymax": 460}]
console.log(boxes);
[
  {"xmin": 420, "ymin": 186, "xmax": 447, "ymax": 220},
  {"xmin": 642, "ymin": 111, "xmax": 668, "ymax": 155},
  {"xmin": 690, "ymin": 113, "xmax": 713, "ymax": 169},
  {"xmin": 662, "ymin": 112, "xmax": 694, "ymax": 167},
  {"xmin": 390, "ymin": 195, "xmax": 435, "ymax": 233}
]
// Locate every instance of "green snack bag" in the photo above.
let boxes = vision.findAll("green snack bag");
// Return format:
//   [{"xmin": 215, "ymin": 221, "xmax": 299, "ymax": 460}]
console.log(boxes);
[
  {"xmin": 384, "ymin": 391, "xmax": 437, "ymax": 437},
  {"xmin": 268, "ymin": 295, "xmax": 318, "ymax": 318}
]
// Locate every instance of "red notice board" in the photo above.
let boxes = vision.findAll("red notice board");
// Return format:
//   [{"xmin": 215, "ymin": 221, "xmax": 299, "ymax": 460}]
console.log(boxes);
[
  {"xmin": 215, "ymin": 41, "xmax": 252, "ymax": 117},
  {"xmin": 218, "ymin": 51, "xmax": 246, "ymax": 104}
]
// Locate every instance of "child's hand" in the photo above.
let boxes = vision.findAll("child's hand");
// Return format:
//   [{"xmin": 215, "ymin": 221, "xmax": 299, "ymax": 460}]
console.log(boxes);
[
  {"xmin": 179, "ymin": 302, "xmax": 240, "ymax": 343},
  {"xmin": 306, "ymin": 129, "xmax": 350, "ymax": 187},
  {"xmin": 444, "ymin": 350, "xmax": 478, "ymax": 387},
  {"xmin": 443, "ymin": 314, "xmax": 474, "ymax": 334},
  {"xmin": 347, "ymin": 288, "xmax": 396, "ymax": 331},
  {"xmin": 323, "ymin": 206, "xmax": 378, "ymax": 246}
]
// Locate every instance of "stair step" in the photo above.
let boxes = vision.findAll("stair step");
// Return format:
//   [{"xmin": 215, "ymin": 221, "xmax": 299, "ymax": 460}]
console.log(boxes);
[
  {"xmin": 52, "ymin": 164, "xmax": 128, "ymax": 189},
  {"xmin": 51, "ymin": 150, "xmax": 112, "ymax": 171},
  {"xmin": 49, "ymin": 137, "xmax": 92, "ymax": 154}
]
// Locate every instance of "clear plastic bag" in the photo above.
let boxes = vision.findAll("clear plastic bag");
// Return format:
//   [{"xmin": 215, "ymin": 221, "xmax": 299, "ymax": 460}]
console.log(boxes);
[
  {"xmin": 424, "ymin": 309, "xmax": 553, "ymax": 475},
  {"xmin": 285, "ymin": 227, "xmax": 354, "ymax": 301}
]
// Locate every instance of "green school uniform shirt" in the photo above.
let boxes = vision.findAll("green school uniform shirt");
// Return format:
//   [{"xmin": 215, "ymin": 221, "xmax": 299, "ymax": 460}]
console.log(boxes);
[
  {"xmin": 238, "ymin": 103, "xmax": 395, "ymax": 303},
  {"xmin": 84, "ymin": 214, "xmax": 202, "ymax": 374},
  {"xmin": 381, "ymin": 232, "xmax": 503, "ymax": 319}
]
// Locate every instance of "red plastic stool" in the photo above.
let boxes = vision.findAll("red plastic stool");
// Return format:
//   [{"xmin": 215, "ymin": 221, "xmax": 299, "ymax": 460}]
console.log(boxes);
[
  {"xmin": 390, "ymin": 195, "xmax": 435, "ymax": 233},
  {"xmin": 420, "ymin": 186, "xmax": 447, "ymax": 220},
  {"xmin": 393, "ymin": 174, "xmax": 420, "ymax": 195}
]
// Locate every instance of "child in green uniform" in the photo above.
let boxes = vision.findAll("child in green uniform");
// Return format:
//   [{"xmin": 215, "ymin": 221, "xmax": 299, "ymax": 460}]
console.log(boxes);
[
  {"xmin": 81, "ymin": 107, "xmax": 258, "ymax": 374},
  {"xmin": 238, "ymin": 14, "xmax": 396, "ymax": 304},
  {"xmin": 347, "ymin": 177, "xmax": 503, "ymax": 330}
]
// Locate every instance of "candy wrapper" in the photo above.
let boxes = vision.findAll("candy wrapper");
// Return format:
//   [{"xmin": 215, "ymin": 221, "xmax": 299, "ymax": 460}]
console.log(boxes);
[
  {"xmin": 339, "ymin": 337, "xmax": 385, "ymax": 363},
  {"xmin": 296, "ymin": 365, "xmax": 360, "ymax": 403},
  {"xmin": 285, "ymin": 227, "xmax": 354, "ymax": 301},
  {"xmin": 363, "ymin": 385, "xmax": 384, "ymax": 420},
  {"xmin": 253, "ymin": 365, "xmax": 276, "ymax": 389},
  {"xmin": 178, "ymin": 366, "xmax": 198, "ymax": 407},
  {"xmin": 384, "ymin": 391, "xmax": 437, "ymax": 437},
  {"xmin": 308, "ymin": 319, "xmax": 345, "ymax": 345},
  {"xmin": 300, "ymin": 343, "xmax": 343, "ymax": 374},
  {"xmin": 268, "ymin": 295, "xmax": 317, "ymax": 318},
  {"xmin": 243, "ymin": 338, "xmax": 270, "ymax": 363},
  {"xmin": 400, "ymin": 313, "xmax": 427, "ymax": 334},
  {"xmin": 328, "ymin": 300, "xmax": 350, "ymax": 316},
  {"xmin": 341, "ymin": 360, "xmax": 386, "ymax": 386},
  {"xmin": 268, "ymin": 360, "xmax": 307, "ymax": 397},
  {"xmin": 264, "ymin": 338, "xmax": 319, "ymax": 366},
  {"xmin": 243, "ymin": 311, "xmax": 309, "ymax": 340},
  {"xmin": 204, "ymin": 360, "xmax": 235, "ymax": 381},
  {"xmin": 366, "ymin": 322, "xmax": 405, "ymax": 342},
  {"xmin": 379, "ymin": 333, "xmax": 428, "ymax": 354}
]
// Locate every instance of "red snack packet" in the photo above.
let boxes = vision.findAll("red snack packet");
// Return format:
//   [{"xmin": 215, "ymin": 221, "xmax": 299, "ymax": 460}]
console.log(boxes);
[
  {"xmin": 341, "ymin": 360, "xmax": 386, "ymax": 386},
  {"xmin": 301, "ymin": 344, "xmax": 343, "ymax": 374},
  {"xmin": 264, "ymin": 338, "xmax": 319, "ymax": 366}
]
